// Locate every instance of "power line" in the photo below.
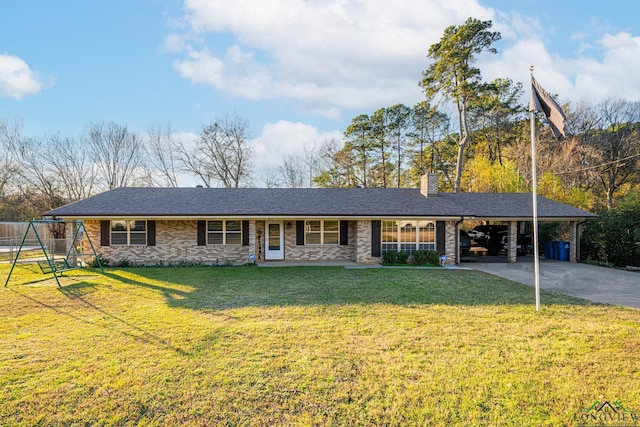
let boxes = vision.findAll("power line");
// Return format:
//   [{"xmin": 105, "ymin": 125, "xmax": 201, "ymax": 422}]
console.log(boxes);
[{"xmin": 554, "ymin": 152, "xmax": 640, "ymax": 175}]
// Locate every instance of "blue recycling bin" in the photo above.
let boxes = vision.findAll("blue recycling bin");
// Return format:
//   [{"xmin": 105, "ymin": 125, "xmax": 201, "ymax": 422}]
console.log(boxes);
[
  {"xmin": 551, "ymin": 241, "xmax": 560, "ymax": 260},
  {"xmin": 544, "ymin": 241, "xmax": 553, "ymax": 259},
  {"xmin": 558, "ymin": 241, "xmax": 570, "ymax": 261}
]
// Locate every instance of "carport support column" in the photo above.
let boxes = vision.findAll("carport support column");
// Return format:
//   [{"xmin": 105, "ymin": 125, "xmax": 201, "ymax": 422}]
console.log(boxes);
[
  {"xmin": 569, "ymin": 221, "xmax": 578, "ymax": 262},
  {"xmin": 507, "ymin": 221, "xmax": 517, "ymax": 263},
  {"xmin": 445, "ymin": 222, "xmax": 457, "ymax": 265}
]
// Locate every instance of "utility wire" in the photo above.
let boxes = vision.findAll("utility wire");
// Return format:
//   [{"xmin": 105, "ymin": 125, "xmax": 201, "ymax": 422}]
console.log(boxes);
[{"xmin": 554, "ymin": 152, "xmax": 640, "ymax": 175}]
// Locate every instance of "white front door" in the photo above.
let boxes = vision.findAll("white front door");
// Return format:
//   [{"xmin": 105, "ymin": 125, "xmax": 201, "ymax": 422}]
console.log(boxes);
[{"xmin": 265, "ymin": 221, "xmax": 284, "ymax": 260}]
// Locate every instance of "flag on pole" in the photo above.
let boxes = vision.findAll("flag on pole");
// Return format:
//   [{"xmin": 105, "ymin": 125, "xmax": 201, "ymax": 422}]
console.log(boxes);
[{"xmin": 530, "ymin": 76, "xmax": 567, "ymax": 140}]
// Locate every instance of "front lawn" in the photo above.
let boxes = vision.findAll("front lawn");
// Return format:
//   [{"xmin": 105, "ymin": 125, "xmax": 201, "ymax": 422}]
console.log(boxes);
[{"xmin": 1, "ymin": 265, "xmax": 639, "ymax": 426}]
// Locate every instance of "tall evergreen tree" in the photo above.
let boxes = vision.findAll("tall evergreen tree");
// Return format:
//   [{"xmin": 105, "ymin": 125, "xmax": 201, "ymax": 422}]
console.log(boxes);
[
  {"xmin": 420, "ymin": 17, "xmax": 501, "ymax": 192},
  {"xmin": 344, "ymin": 114, "xmax": 373, "ymax": 187}
]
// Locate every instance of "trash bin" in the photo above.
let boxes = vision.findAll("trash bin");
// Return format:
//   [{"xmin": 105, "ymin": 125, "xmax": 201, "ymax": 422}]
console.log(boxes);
[
  {"xmin": 543, "ymin": 241, "xmax": 553, "ymax": 259},
  {"xmin": 558, "ymin": 241, "xmax": 570, "ymax": 261},
  {"xmin": 551, "ymin": 241, "xmax": 560, "ymax": 260}
]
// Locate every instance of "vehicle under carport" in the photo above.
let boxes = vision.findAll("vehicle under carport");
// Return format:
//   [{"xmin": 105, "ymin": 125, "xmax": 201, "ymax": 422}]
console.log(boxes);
[{"xmin": 444, "ymin": 192, "xmax": 598, "ymax": 264}]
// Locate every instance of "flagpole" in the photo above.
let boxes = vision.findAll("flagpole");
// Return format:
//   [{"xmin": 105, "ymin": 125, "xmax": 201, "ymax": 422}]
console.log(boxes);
[{"xmin": 530, "ymin": 66, "xmax": 541, "ymax": 311}]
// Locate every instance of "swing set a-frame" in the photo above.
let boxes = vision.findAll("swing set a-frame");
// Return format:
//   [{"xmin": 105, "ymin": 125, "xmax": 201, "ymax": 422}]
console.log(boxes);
[{"xmin": 4, "ymin": 219, "xmax": 104, "ymax": 287}]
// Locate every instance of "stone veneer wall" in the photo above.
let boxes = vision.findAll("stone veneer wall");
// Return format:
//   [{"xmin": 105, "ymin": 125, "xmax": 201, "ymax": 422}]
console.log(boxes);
[
  {"xmin": 444, "ymin": 221, "xmax": 457, "ymax": 265},
  {"xmin": 84, "ymin": 220, "xmax": 256, "ymax": 265},
  {"xmin": 507, "ymin": 221, "xmax": 518, "ymax": 263},
  {"xmin": 355, "ymin": 220, "xmax": 379, "ymax": 264}
]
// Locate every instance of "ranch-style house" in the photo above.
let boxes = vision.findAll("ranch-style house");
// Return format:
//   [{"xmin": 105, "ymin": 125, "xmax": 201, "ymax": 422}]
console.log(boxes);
[{"xmin": 44, "ymin": 174, "xmax": 596, "ymax": 266}]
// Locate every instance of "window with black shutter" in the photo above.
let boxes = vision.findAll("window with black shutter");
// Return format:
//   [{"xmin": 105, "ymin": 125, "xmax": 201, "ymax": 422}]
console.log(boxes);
[
  {"xmin": 100, "ymin": 220, "xmax": 110, "ymax": 246},
  {"xmin": 436, "ymin": 221, "xmax": 446, "ymax": 255},
  {"xmin": 242, "ymin": 221, "xmax": 249, "ymax": 246},
  {"xmin": 340, "ymin": 221, "xmax": 349, "ymax": 246},
  {"xmin": 197, "ymin": 220, "xmax": 206, "ymax": 246},
  {"xmin": 371, "ymin": 220, "xmax": 381, "ymax": 257},
  {"xmin": 147, "ymin": 220, "xmax": 156, "ymax": 246},
  {"xmin": 296, "ymin": 221, "xmax": 305, "ymax": 245}
]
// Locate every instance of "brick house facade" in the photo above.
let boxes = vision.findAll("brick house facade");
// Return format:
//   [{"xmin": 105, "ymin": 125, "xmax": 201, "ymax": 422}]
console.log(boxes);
[{"xmin": 45, "ymin": 174, "xmax": 596, "ymax": 266}]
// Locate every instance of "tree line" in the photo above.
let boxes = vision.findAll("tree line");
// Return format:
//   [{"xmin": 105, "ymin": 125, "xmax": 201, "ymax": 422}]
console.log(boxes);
[
  {"xmin": 312, "ymin": 95, "xmax": 640, "ymax": 211},
  {"xmin": 0, "ymin": 115, "xmax": 258, "ymax": 221}
]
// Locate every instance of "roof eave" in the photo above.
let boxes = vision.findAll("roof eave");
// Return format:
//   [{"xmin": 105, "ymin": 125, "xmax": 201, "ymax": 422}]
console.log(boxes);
[{"xmin": 45, "ymin": 214, "xmax": 465, "ymax": 221}]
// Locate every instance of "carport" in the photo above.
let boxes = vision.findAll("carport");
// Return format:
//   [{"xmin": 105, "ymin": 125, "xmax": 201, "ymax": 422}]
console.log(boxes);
[
  {"xmin": 461, "ymin": 219, "xmax": 576, "ymax": 263},
  {"xmin": 446, "ymin": 193, "xmax": 598, "ymax": 264}
]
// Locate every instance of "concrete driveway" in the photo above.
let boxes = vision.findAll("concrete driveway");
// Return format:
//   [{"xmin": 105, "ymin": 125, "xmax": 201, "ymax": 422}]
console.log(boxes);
[{"xmin": 468, "ymin": 257, "xmax": 640, "ymax": 308}]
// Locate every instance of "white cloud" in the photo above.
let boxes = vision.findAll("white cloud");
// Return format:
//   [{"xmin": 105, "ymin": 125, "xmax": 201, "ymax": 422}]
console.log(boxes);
[
  {"xmin": 0, "ymin": 54, "xmax": 49, "ymax": 100},
  {"xmin": 172, "ymin": 44, "xmax": 273, "ymax": 100},
  {"xmin": 481, "ymin": 26, "xmax": 640, "ymax": 105},
  {"xmin": 253, "ymin": 120, "xmax": 342, "ymax": 171},
  {"xmin": 572, "ymin": 32, "xmax": 640, "ymax": 102},
  {"xmin": 169, "ymin": 0, "xmax": 493, "ymax": 118},
  {"xmin": 168, "ymin": 0, "xmax": 640, "ymax": 128},
  {"xmin": 480, "ymin": 37, "xmax": 574, "ymax": 96},
  {"xmin": 162, "ymin": 33, "xmax": 194, "ymax": 53}
]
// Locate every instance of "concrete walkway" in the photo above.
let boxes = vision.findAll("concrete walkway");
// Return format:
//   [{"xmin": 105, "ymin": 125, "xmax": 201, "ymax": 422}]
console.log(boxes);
[{"xmin": 469, "ymin": 257, "xmax": 640, "ymax": 308}]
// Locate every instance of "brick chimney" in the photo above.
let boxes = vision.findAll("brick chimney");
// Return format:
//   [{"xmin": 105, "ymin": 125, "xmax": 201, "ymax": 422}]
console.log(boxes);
[{"xmin": 420, "ymin": 173, "xmax": 438, "ymax": 197}]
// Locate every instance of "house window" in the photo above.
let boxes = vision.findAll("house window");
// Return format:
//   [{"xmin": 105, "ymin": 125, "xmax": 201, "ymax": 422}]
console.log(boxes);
[
  {"xmin": 305, "ymin": 220, "xmax": 339, "ymax": 245},
  {"xmin": 381, "ymin": 220, "xmax": 435, "ymax": 253},
  {"xmin": 110, "ymin": 220, "xmax": 147, "ymax": 245},
  {"xmin": 382, "ymin": 220, "xmax": 398, "ymax": 253},
  {"xmin": 400, "ymin": 221, "xmax": 417, "ymax": 252},
  {"xmin": 207, "ymin": 220, "xmax": 242, "ymax": 245},
  {"xmin": 418, "ymin": 222, "xmax": 435, "ymax": 250}
]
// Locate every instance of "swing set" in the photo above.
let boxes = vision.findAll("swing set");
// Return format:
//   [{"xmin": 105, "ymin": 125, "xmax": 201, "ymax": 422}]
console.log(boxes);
[{"xmin": 4, "ymin": 219, "xmax": 104, "ymax": 287}]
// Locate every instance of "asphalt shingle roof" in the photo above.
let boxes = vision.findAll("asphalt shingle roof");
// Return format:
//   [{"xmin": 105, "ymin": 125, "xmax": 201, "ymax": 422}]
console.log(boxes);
[{"xmin": 44, "ymin": 187, "xmax": 597, "ymax": 220}]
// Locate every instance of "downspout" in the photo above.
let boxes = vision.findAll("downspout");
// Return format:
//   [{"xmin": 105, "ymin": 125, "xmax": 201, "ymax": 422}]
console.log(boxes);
[{"xmin": 455, "ymin": 217, "xmax": 465, "ymax": 265}]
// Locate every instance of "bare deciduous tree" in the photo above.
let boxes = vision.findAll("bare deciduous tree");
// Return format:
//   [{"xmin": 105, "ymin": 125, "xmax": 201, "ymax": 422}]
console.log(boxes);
[
  {"xmin": 48, "ymin": 135, "xmax": 97, "ymax": 201},
  {"xmin": 313, "ymin": 138, "xmax": 360, "ymax": 188},
  {"xmin": 261, "ymin": 165, "xmax": 281, "ymax": 188},
  {"xmin": 5, "ymin": 133, "xmax": 64, "ymax": 211},
  {"xmin": 145, "ymin": 122, "xmax": 180, "ymax": 187},
  {"xmin": 177, "ymin": 115, "xmax": 253, "ymax": 188},
  {"xmin": 0, "ymin": 118, "xmax": 21, "ymax": 196},
  {"xmin": 86, "ymin": 121, "xmax": 145, "ymax": 189},
  {"xmin": 590, "ymin": 100, "xmax": 640, "ymax": 208},
  {"xmin": 278, "ymin": 155, "xmax": 306, "ymax": 188}
]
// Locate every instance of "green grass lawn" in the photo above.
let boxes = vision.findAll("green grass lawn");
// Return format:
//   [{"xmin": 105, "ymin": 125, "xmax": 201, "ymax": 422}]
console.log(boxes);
[{"xmin": 1, "ymin": 264, "xmax": 639, "ymax": 426}]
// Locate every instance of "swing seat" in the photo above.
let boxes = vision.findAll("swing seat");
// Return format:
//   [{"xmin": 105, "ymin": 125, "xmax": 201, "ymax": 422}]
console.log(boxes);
[{"xmin": 37, "ymin": 259, "xmax": 77, "ymax": 274}]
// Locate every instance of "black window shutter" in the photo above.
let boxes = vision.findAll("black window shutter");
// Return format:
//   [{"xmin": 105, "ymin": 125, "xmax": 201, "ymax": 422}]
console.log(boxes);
[
  {"xmin": 296, "ymin": 221, "xmax": 305, "ymax": 245},
  {"xmin": 436, "ymin": 221, "xmax": 446, "ymax": 255},
  {"xmin": 340, "ymin": 220, "xmax": 349, "ymax": 246},
  {"xmin": 371, "ymin": 220, "xmax": 381, "ymax": 257},
  {"xmin": 242, "ymin": 220, "xmax": 250, "ymax": 246},
  {"xmin": 147, "ymin": 220, "xmax": 156, "ymax": 246},
  {"xmin": 197, "ymin": 220, "xmax": 206, "ymax": 246},
  {"xmin": 100, "ymin": 220, "xmax": 110, "ymax": 247}
]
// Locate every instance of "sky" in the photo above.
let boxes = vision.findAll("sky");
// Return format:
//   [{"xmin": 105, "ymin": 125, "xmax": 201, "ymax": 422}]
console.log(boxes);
[{"xmin": 2, "ymin": 0, "xmax": 640, "ymax": 184}]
